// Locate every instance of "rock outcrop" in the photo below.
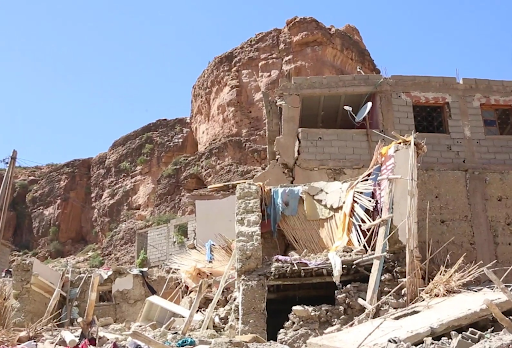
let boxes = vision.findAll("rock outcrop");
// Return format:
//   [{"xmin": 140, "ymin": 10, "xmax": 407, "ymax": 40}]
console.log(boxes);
[
  {"xmin": 191, "ymin": 16, "xmax": 379, "ymax": 151},
  {"xmin": 2, "ymin": 17, "xmax": 378, "ymax": 265}
]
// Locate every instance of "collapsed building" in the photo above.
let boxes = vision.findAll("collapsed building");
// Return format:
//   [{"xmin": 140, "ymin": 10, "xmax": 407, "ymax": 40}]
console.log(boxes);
[{"xmin": 3, "ymin": 73, "xmax": 512, "ymax": 348}]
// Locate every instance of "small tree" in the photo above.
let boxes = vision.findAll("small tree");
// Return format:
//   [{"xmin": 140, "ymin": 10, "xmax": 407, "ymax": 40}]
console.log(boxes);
[{"xmin": 136, "ymin": 250, "xmax": 148, "ymax": 268}]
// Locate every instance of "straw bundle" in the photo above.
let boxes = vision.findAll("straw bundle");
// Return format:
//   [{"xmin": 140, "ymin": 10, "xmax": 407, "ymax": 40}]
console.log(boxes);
[
  {"xmin": 420, "ymin": 254, "xmax": 484, "ymax": 299},
  {"xmin": 0, "ymin": 280, "xmax": 13, "ymax": 329}
]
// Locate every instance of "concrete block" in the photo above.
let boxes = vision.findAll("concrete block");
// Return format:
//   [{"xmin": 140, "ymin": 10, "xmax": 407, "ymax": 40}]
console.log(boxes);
[
  {"xmin": 354, "ymin": 148, "xmax": 371, "ymax": 155},
  {"xmin": 503, "ymin": 81, "xmax": 512, "ymax": 87},
  {"xmin": 336, "ymin": 132, "xmax": 353, "ymax": 140},
  {"xmin": 393, "ymin": 111, "xmax": 410, "ymax": 119},
  {"xmin": 481, "ymin": 153, "xmax": 496, "ymax": 159},
  {"xmin": 299, "ymin": 153, "xmax": 316, "ymax": 160},
  {"xmin": 441, "ymin": 151, "xmax": 457, "ymax": 158},
  {"xmin": 489, "ymin": 159, "xmax": 506, "ymax": 164},
  {"xmin": 338, "ymin": 147, "xmax": 355, "ymax": 154},
  {"xmin": 471, "ymin": 132, "xmax": 486, "ymax": 140},
  {"xmin": 395, "ymin": 124, "xmax": 411, "ymax": 131},
  {"xmin": 495, "ymin": 153, "xmax": 510, "ymax": 160},
  {"xmin": 399, "ymin": 118, "xmax": 415, "ymax": 125},
  {"xmin": 315, "ymin": 154, "xmax": 331, "ymax": 160},
  {"xmin": 489, "ymin": 80, "xmax": 504, "ymax": 86},
  {"xmin": 494, "ymin": 139, "xmax": 509, "ymax": 146},
  {"xmin": 329, "ymin": 153, "xmax": 348, "ymax": 160},
  {"xmin": 308, "ymin": 147, "xmax": 323, "ymax": 154},
  {"xmin": 422, "ymin": 156, "xmax": 438, "ymax": 163},
  {"xmin": 392, "ymin": 98, "xmax": 407, "ymax": 106},
  {"xmin": 331, "ymin": 140, "xmax": 348, "ymax": 147},
  {"xmin": 438, "ymin": 158, "xmax": 454, "ymax": 163},
  {"xmin": 354, "ymin": 74, "xmax": 370, "ymax": 80},
  {"xmin": 352, "ymin": 134, "xmax": 367, "ymax": 142},
  {"xmin": 345, "ymin": 154, "xmax": 362, "ymax": 160},
  {"xmin": 450, "ymin": 132, "xmax": 465, "ymax": 139},
  {"xmin": 460, "ymin": 78, "xmax": 476, "ymax": 85},
  {"xmin": 478, "ymin": 140, "xmax": 494, "ymax": 146},
  {"xmin": 323, "ymin": 147, "xmax": 339, "ymax": 154},
  {"xmin": 425, "ymin": 150, "xmax": 442, "ymax": 158},
  {"xmin": 450, "ymin": 145, "xmax": 465, "ymax": 152},
  {"xmin": 322, "ymin": 133, "xmax": 338, "ymax": 141},
  {"xmin": 302, "ymin": 140, "xmax": 317, "ymax": 147},
  {"xmin": 475, "ymin": 146, "xmax": 488, "ymax": 153},
  {"xmin": 398, "ymin": 105, "xmax": 413, "ymax": 112},
  {"xmin": 339, "ymin": 75, "xmax": 356, "ymax": 81},
  {"xmin": 475, "ymin": 79, "xmax": 490, "ymax": 85},
  {"xmin": 316, "ymin": 140, "xmax": 333, "ymax": 147}
]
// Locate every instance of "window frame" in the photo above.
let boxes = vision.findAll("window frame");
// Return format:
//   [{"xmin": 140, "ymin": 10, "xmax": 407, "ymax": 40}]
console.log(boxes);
[
  {"xmin": 480, "ymin": 105, "xmax": 512, "ymax": 136},
  {"xmin": 412, "ymin": 102, "xmax": 450, "ymax": 135}
]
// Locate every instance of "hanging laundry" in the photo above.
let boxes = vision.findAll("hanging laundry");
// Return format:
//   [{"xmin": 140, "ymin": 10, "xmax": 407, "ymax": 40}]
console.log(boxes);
[
  {"xmin": 205, "ymin": 240, "xmax": 215, "ymax": 263},
  {"xmin": 303, "ymin": 192, "xmax": 334, "ymax": 220},
  {"xmin": 269, "ymin": 187, "xmax": 302, "ymax": 234}
]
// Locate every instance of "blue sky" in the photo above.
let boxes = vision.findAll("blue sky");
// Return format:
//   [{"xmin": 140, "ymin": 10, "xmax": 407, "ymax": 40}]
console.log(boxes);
[{"xmin": 1, "ymin": 1, "xmax": 510, "ymax": 166}]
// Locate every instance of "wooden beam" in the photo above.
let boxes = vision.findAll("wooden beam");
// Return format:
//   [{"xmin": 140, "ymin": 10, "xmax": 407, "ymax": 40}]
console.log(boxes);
[
  {"xmin": 180, "ymin": 279, "xmax": 207, "ymax": 335},
  {"xmin": 41, "ymin": 271, "xmax": 65, "ymax": 325},
  {"xmin": 268, "ymin": 275, "xmax": 336, "ymax": 285},
  {"xmin": 84, "ymin": 273, "xmax": 100, "ymax": 324},
  {"xmin": 317, "ymin": 95, "xmax": 325, "ymax": 128},
  {"xmin": 129, "ymin": 330, "xmax": 169, "ymax": 348},
  {"xmin": 484, "ymin": 267, "xmax": 512, "ymax": 303},
  {"xmin": 200, "ymin": 250, "xmax": 236, "ymax": 332},
  {"xmin": 162, "ymin": 317, "xmax": 176, "ymax": 331},
  {"xmin": 336, "ymin": 95, "xmax": 346, "ymax": 128},
  {"xmin": 484, "ymin": 299, "xmax": 512, "ymax": 333}
]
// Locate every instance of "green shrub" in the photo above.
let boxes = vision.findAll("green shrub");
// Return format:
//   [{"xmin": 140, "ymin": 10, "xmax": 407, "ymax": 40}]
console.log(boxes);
[
  {"xmin": 162, "ymin": 165, "xmax": 176, "ymax": 177},
  {"xmin": 30, "ymin": 250, "xmax": 38, "ymax": 257},
  {"xmin": 174, "ymin": 234, "xmax": 186, "ymax": 245},
  {"xmin": 142, "ymin": 133, "xmax": 153, "ymax": 142},
  {"xmin": 136, "ymin": 250, "xmax": 148, "ymax": 268},
  {"xmin": 81, "ymin": 244, "xmax": 97, "ymax": 255},
  {"xmin": 49, "ymin": 226, "xmax": 59, "ymax": 241},
  {"xmin": 149, "ymin": 213, "xmax": 176, "ymax": 226},
  {"xmin": 191, "ymin": 166, "xmax": 200, "ymax": 174},
  {"xmin": 119, "ymin": 161, "xmax": 132, "ymax": 171},
  {"xmin": 49, "ymin": 241, "xmax": 63, "ymax": 256},
  {"xmin": 142, "ymin": 144, "xmax": 154, "ymax": 155},
  {"xmin": 89, "ymin": 252, "xmax": 104, "ymax": 268},
  {"xmin": 137, "ymin": 156, "xmax": 148, "ymax": 166},
  {"xmin": 16, "ymin": 181, "xmax": 29, "ymax": 190}
]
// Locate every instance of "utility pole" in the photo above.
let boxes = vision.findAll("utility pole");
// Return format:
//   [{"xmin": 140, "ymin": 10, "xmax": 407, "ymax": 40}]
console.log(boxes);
[{"xmin": 0, "ymin": 149, "xmax": 17, "ymax": 241}]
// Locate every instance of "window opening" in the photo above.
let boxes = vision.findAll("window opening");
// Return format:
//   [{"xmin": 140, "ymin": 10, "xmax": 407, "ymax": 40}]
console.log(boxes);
[
  {"xmin": 299, "ymin": 94, "xmax": 376, "ymax": 129},
  {"xmin": 174, "ymin": 223, "xmax": 188, "ymax": 245},
  {"xmin": 413, "ymin": 104, "xmax": 449, "ymax": 134},
  {"xmin": 481, "ymin": 106, "xmax": 512, "ymax": 135},
  {"xmin": 98, "ymin": 286, "xmax": 114, "ymax": 304}
]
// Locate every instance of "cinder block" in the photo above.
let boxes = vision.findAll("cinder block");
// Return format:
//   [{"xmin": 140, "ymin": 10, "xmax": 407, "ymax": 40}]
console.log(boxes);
[
  {"xmin": 309, "ymin": 147, "xmax": 323, "ymax": 153},
  {"xmin": 399, "ymin": 118, "xmax": 415, "ymax": 125},
  {"xmin": 338, "ymin": 147, "xmax": 355, "ymax": 154},
  {"xmin": 353, "ymin": 141, "xmax": 370, "ymax": 148},
  {"xmin": 471, "ymin": 132, "xmax": 486, "ymax": 140},
  {"xmin": 337, "ymin": 132, "xmax": 353, "ymax": 140},
  {"xmin": 496, "ymin": 153, "xmax": 510, "ymax": 160},
  {"xmin": 475, "ymin": 79, "xmax": 490, "ymax": 85},
  {"xmin": 398, "ymin": 105, "xmax": 413, "ymax": 112},
  {"xmin": 489, "ymin": 80, "xmax": 504, "ymax": 86},
  {"xmin": 332, "ymin": 140, "xmax": 348, "ymax": 147},
  {"xmin": 475, "ymin": 146, "xmax": 489, "ymax": 153},
  {"xmin": 503, "ymin": 81, "xmax": 512, "ymax": 87},
  {"xmin": 395, "ymin": 124, "xmax": 411, "ymax": 131},
  {"xmin": 316, "ymin": 140, "xmax": 332, "ymax": 147},
  {"xmin": 316, "ymin": 154, "xmax": 331, "ymax": 160},
  {"xmin": 422, "ymin": 156, "xmax": 438, "ymax": 163},
  {"xmin": 461, "ymin": 78, "xmax": 476, "ymax": 85},
  {"xmin": 393, "ymin": 111, "xmax": 410, "ymax": 119},
  {"xmin": 478, "ymin": 140, "xmax": 494, "ymax": 146},
  {"xmin": 330, "ymin": 153, "xmax": 347, "ymax": 160},
  {"xmin": 450, "ymin": 132, "xmax": 465, "ymax": 139},
  {"xmin": 489, "ymin": 159, "xmax": 506, "ymax": 164},
  {"xmin": 392, "ymin": 98, "xmax": 408, "ymax": 106},
  {"xmin": 352, "ymin": 134, "xmax": 367, "ymax": 142},
  {"xmin": 300, "ymin": 153, "xmax": 316, "ymax": 160},
  {"xmin": 354, "ymin": 148, "xmax": 371, "ymax": 155},
  {"xmin": 441, "ymin": 151, "xmax": 457, "ymax": 158},
  {"xmin": 322, "ymin": 133, "xmax": 338, "ymax": 141},
  {"xmin": 450, "ymin": 145, "xmax": 465, "ymax": 152},
  {"xmin": 481, "ymin": 153, "xmax": 496, "ymax": 159},
  {"xmin": 425, "ymin": 150, "xmax": 442, "ymax": 158},
  {"xmin": 324, "ymin": 147, "xmax": 339, "ymax": 154},
  {"xmin": 438, "ymin": 158, "xmax": 454, "ymax": 163},
  {"xmin": 345, "ymin": 154, "xmax": 362, "ymax": 160},
  {"xmin": 494, "ymin": 139, "xmax": 509, "ymax": 146},
  {"xmin": 339, "ymin": 75, "xmax": 356, "ymax": 81}
]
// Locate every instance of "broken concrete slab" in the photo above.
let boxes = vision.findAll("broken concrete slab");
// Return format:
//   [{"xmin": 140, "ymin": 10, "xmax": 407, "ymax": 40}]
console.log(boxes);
[
  {"xmin": 137, "ymin": 295, "xmax": 204, "ymax": 327},
  {"xmin": 307, "ymin": 289, "xmax": 512, "ymax": 348}
]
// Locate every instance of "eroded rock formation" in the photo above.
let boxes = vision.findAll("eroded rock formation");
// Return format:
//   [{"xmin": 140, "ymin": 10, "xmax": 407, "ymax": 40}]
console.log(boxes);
[{"xmin": 2, "ymin": 17, "xmax": 378, "ymax": 265}]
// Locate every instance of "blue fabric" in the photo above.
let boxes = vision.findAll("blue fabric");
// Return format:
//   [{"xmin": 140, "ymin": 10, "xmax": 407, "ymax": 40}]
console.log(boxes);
[
  {"xmin": 176, "ymin": 338, "xmax": 196, "ymax": 347},
  {"xmin": 205, "ymin": 240, "xmax": 215, "ymax": 262},
  {"xmin": 269, "ymin": 187, "xmax": 302, "ymax": 234}
]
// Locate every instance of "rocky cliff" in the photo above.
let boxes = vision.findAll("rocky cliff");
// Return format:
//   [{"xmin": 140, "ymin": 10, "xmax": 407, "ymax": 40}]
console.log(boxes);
[{"xmin": 2, "ymin": 17, "xmax": 378, "ymax": 266}]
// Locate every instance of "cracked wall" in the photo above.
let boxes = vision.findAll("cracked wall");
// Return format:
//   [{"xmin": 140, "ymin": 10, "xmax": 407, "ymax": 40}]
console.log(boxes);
[{"xmin": 234, "ymin": 183, "xmax": 267, "ymax": 339}]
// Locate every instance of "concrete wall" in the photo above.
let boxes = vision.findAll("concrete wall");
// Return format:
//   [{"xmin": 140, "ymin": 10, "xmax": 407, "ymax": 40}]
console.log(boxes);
[{"xmin": 195, "ymin": 195, "xmax": 236, "ymax": 245}]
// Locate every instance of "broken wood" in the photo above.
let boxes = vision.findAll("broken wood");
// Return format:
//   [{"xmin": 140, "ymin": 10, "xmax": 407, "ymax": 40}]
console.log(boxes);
[
  {"xmin": 484, "ymin": 299, "xmax": 512, "ymax": 333},
  {"xmin": 162, "ymin": 317, "xmax": 176, "ymax": 331},
  {"xmin": 200, "ymin": 249, "xmax": 236, "ymax": 332},
  {"xmin": 361, "ymin": 215, "xmax": 392, "ymax": 230},
  {"xmin": 357, "ymin": 298, "xmax": 373, "ymax": 311},
  {"xmin": 180, "ymin": 279, "xmax": 207, "ymax": 335},
  {"xmin": 129, "ymin": 330, "xmax": 168, "ymax": 348},
  {"xmin": 41, "ymin": 272, "xmax": 65, "ymax": 325},
  {"xmin": 483, "ymin": 267, "xmax": 512, "ymax": 303},
  {"xmin": 353, "ymin": 253, "xmax": 388, "ymax": 266},
  {"xmin": 84, "ymin": 273, "xmax": 100, "ymax": 324},
  {"xmin": 61, "ymin": 330, "xmax": 77, "ymax": 347}
]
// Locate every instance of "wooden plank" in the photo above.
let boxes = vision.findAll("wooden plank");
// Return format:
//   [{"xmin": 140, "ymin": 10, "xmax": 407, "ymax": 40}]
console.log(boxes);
[
  {"xmin": 41, "ymin": 272, "xmax": 65, "ymax": 324},
  {"xmin": 162, "ymin": 317, "xmax": 176, "ymax": 331},
  {"xmin": 129, "ymin": 330, "xmax": 169, "ymax": 348},
  {"xmin": 180, "ymin": 279, "xmax": 207, "ymax": 335},
  {"xmin": 200, "ymin": 250, "xmax": 236, "ymax": 332},
  {"xmin": 84, "ymin": 273, "xmax": 100, "ymax": 324},
  {"xmin": 484, "ymin": 299, "xmax": 512, "ymax": 333},
  {"xmin": 484, "ymin": 267, "xmax": 512, "ymax": 303}
]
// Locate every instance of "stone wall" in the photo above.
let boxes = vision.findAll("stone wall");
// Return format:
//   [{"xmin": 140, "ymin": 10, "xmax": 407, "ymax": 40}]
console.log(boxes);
[
  {"xmin": 0, "ymin": 243, "xmax": 10, "ymax": 271},
  {"xmin": 234, "ymin": 183, "xmax": 267, "ymax": 339}
]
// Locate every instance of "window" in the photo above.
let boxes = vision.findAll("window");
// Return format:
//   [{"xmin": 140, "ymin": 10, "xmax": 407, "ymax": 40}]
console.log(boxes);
[
  {"xmin": 413, "ymin": 104, "xmax": 449, "ymax": 134},
  {"xmin": 481, "ymin": 106, "xmax": 512, "ymax": 135}
]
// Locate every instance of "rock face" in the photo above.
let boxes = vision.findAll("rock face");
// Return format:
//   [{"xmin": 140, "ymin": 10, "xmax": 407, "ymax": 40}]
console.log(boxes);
[
  {"xmin": 191, "ymin": 16, "xmax": 379, "ymax": 151},
  {"xmin": 2, "ymin": 17, "xmax": 378, "ymax": 265}
]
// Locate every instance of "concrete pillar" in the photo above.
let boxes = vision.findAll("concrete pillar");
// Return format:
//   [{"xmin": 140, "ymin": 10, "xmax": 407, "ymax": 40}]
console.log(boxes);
[{"xmin": 234, "ymin": 183, "xmax": 267, "ymax": 339}]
